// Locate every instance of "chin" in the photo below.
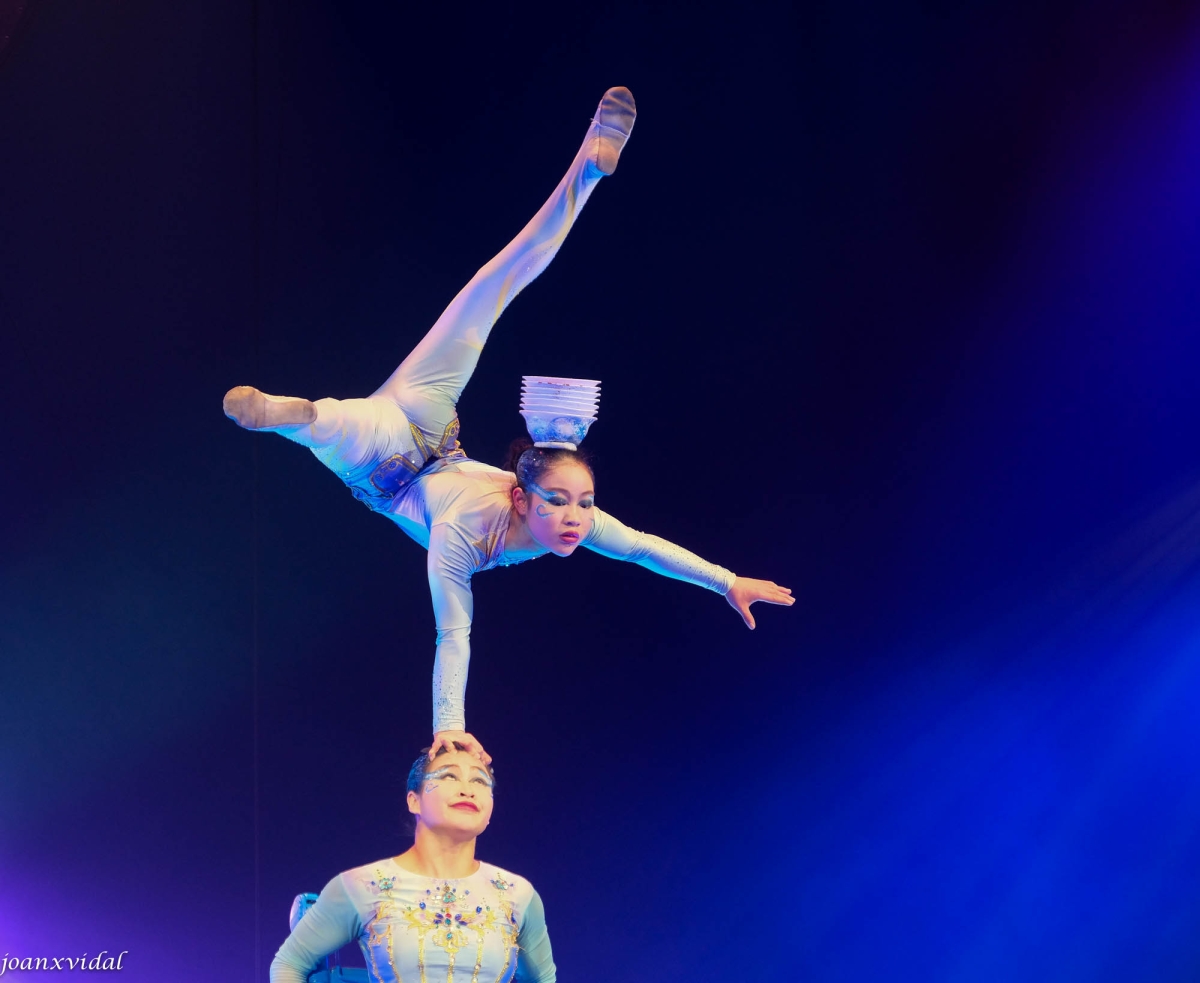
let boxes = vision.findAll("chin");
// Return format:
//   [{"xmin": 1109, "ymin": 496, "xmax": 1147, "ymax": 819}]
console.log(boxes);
[{"xmin": 439, "ymin": 815, "xmax": 487, "ymax": 836}]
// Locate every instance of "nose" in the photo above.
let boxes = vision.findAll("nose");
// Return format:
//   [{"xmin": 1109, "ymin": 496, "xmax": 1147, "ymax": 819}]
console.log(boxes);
[{"xmin": 563, "ymin": 505, "xmax": 582, "ymax": 526}]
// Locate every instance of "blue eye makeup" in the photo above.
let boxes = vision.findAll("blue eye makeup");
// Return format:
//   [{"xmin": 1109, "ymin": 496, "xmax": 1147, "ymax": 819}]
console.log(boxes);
[
  {"xmin": 424, "ymin": 766, "xmax": 492, "ymax": 793},
  {"xmin": 526, "ymin": 481, "xmax": 593, "ymax": 511}
]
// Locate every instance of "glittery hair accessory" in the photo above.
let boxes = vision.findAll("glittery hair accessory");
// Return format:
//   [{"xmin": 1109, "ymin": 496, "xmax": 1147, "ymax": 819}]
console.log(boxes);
[{"xmin": 519, "ymin": 376, "xmax": 600, "ymax": 450}]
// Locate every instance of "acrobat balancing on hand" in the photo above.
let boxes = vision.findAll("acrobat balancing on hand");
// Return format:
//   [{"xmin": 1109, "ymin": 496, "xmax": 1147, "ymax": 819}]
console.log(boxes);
[{"xmin": 223, "ymin": 87, "xmax": 794, "ymax": 763}]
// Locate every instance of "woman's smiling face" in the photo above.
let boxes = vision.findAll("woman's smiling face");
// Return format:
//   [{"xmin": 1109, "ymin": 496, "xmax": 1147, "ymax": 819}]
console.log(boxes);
[
  {"xmin": 407, "ymin": 749, "xmax": 495, "ymax": 835},
  {"xmin": 514, "ymin": 462, "xmax": 595, "ymax": 556}
]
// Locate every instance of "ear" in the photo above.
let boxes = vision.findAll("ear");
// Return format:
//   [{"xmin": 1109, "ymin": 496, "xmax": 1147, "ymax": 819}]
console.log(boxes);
[
  {"xmin": 407, "ymin": 789, "xmax": 421, "ymax": 817},
  {"xmin": 511, "ymin": 486, "xmax": 528, "ymax": 516}
]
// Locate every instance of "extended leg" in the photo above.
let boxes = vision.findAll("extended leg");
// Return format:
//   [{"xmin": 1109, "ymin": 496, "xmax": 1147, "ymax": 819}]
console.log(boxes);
[
  {"xmin": 222, "ymin": 88, "xmax": 636, "ymax": 486},
  {"xmin": 223, "ymin": 386, "xmax": 403, "ymax": 481},
  {"xmin": 376, "ymin": 87, "xmax": 637, "ymax": 440}
]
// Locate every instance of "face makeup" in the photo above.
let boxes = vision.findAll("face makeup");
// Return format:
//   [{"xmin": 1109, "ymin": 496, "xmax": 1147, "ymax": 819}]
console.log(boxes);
[
  {"xmin": 520, "ymin": 464, "xmax": 595, "ymax": 556},
  {"xmin": 412, "ymin": 752, "xmax": 496, "ymax": 834}
]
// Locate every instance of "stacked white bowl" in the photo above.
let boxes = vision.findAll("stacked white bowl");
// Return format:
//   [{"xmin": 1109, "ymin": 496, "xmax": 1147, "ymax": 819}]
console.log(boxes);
[{"xmin": 520, "ymin": 376, "xmax": 601, "ymax": 449}]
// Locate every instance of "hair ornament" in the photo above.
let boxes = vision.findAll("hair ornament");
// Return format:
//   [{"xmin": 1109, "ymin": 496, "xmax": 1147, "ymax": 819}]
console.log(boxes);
[{"xmin": 519, "ymin": 376, "xmax": 600, "ymax": 450}]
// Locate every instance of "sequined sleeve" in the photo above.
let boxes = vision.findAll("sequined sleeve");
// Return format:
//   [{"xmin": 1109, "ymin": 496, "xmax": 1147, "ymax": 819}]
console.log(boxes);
[
  {"xmin": 427, "ymin": 521, "xmax": 477, "ymax": 734},
  {"xmin": 269, "ymin": 874, "xmax": 362, "ymax": 983},
  {"xmin": 515, "ymin": 888, "xmax": 557, "ymax": 982},
  {"xmin": 583, "ymin": 507, "xmax": 736, "ymax": 595}
]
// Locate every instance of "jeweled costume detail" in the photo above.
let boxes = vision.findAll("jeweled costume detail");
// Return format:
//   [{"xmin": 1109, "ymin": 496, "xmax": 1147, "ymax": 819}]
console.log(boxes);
[{"xmin": 268, "ymin": 860, "xmax": 552, "ymax": 983}]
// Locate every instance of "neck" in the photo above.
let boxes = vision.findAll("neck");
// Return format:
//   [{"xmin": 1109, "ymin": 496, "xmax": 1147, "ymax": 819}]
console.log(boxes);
[
  {"xmin": 502, "ymin": 508, "xmax": 541, "ymax": 558},
  {"xmin": 394, "ymin": 827, "xmax": 479, "ymax": 880}
]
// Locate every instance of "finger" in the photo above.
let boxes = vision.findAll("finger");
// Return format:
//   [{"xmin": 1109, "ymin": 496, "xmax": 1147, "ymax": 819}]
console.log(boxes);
[
  {"xmin": 741, "ymin": 604, "xmax": 756, "ymax": 630},
  {"xmin": 460, "ymin": 732, "xmax": 491, "ymax": 765}
]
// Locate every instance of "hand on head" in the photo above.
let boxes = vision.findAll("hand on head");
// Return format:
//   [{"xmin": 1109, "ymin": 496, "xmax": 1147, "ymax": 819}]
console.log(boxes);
[
  {"xmin": 431, "ymin": 729, "xmax": 491, "ymax": 765},
  {"xmin": 724, "ymin": 577, "xmax": 795, "ymax": 630}
]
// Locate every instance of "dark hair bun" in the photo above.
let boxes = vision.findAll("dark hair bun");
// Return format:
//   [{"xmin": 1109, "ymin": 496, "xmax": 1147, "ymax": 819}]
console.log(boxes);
[
  {"xmin": 504, "ymin": 439, "xmax": 595, "ymax": 491},
  {"xmin": 502, "ymin": 437, "xmax": 535, "ymax": 474}
]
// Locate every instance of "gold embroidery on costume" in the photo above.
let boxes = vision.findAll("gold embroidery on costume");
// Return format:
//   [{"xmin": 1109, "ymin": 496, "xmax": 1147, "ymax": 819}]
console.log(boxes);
[
  {"xmin": 432, "ymin": 417, "xmax": 465, "ymax": 459},
  {"xmin": 369, "ymin": 452, "xmax": 422, "ymax": 492},
  {"xmin": 386, "ymin": 919, "xmax": 400, "ymax": 983},
  {"xmin": 363, "ymin": 871, "xmax": 404, "ymax": 983},
  {"xmin": 368, "ymin": 418, "xmax": 465, "ymax": 496},
  {"xmin": 357, "ymin": 867, "xmax": 524, "ymax": 983},
  {"xmin": 470, "ymin": 932, "xmax": 487, "ymax": 983},
  {"xmin": 409, "ymin": 423, "xmax": 432, "ymax": 461},
  {"xmin": 366, "ymin": 916, "xmax": 397, "ymax": 983}
]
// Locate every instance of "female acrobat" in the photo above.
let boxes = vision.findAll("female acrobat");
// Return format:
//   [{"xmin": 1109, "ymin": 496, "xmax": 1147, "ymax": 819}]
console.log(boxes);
[{"xmin": 223, "ymin": 88, "xmax": 794, "ymax": 761}]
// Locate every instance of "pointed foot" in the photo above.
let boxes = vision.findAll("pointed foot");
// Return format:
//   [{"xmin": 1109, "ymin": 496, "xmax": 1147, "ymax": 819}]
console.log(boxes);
[
  {"xmin": 588, "ymin": 86, "xmax": 636, "ymax": 176},
  {"xmin": 223, "ymin": 386, "xmax": 316, "ymax": 430}
]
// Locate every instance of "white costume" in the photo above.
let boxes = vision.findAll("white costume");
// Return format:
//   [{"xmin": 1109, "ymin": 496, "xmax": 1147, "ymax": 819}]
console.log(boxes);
[
  {"xmin": 234, "ymin": 89, "xmax": 736, "ymax": 733},
  {"xmin": 269, "ymin": 859, "xmax": 553, "ymax": 983},
  {"xmin": 391, "ymin": 458, "xmax": 734, "ymax": 733}
]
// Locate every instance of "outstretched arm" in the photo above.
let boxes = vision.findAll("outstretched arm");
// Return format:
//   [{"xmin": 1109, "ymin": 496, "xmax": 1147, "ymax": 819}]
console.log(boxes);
[
  {"xmin": 427, "ymin": 524, "xmax": 491, "ymax": 763},
  {"xmin": 584, "ymin": 508, "xmax": 794, "ymax": 628}
]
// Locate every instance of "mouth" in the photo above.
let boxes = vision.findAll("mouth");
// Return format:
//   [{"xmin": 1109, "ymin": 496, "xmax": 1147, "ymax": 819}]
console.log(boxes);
[
  {"xmin": 450, "ymin": 802, "xmax": 480, "ymax": 812},
  {"xmin": 558, "ymin": 532, "xmax": 580, "ymax": 545}
]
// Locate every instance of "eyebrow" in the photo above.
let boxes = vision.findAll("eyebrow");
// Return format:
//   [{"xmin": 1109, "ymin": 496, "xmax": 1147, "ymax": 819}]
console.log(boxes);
[
  {"xmin": 427, "ymin": 764, "xmax": 493, "ymax": 783},
  {"xmin": 540, "ymin": 486, "xmax": 595, "ymax": 497}
]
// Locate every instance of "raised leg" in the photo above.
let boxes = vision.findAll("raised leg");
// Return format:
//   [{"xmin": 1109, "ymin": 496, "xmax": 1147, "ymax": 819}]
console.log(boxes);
[
  {"xmin": 375, "ymin": 87, "xmax": 637, "ymax": 443},
  {"xmin": 222, "ymin": 88, "xmax": 636, "ymax": 490}
]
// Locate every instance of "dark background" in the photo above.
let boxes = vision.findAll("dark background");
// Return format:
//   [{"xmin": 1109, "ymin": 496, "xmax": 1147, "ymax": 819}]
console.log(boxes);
[{"xmin": 3, "ymin": 1, "xmax": 1200, "ymax": 980}]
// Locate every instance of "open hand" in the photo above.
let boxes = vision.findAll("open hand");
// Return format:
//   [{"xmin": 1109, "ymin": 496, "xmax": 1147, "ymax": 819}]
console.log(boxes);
[
  {"xmin": 724, "ymin": 577, "xmax": 794, "ymax": 630},
  {"xmin": 431, "ymin": 730, "xmax": 492, "ymax": 765}
]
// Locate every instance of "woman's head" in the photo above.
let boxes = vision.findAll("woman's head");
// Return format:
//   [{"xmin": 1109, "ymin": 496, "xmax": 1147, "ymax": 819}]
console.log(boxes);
[
  {"xmin": 406, "ymin": 743, "xmax": 496, "ymax": 838},
  {"xmin": 503, "ymin": 438, "xmax": 594, "ymax": 491},
  {"xmin": 504, "ymin": 440, "xmax": 596, "ymax": 556}
]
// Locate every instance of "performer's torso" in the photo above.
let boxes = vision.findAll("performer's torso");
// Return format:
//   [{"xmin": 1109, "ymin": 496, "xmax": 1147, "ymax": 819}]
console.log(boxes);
[
  {"xmin": 386, "ymin": 460, "xmax": 516, "ymax": 562},
  {"xmin": 344, "ymin": 859, "xmax": 530, "ymax": 983}
]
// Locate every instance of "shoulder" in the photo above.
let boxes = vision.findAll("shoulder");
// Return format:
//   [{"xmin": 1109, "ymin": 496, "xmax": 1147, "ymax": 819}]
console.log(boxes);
[
  {"xmin": 478, "ymin": 861, "xmax": 537, "ymax": 908},
  {"xmin": 333, "ymin": 857, "xmax": 416, "ymax": 903}
]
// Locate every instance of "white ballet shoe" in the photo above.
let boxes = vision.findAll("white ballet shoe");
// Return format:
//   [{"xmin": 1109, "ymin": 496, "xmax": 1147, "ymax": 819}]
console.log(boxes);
[
  {"xmin": 223, "ymin": 386, "xmax": 316, "ymax": 430},
  {"xmin": 587, "ymin": 86, "xmax": 636, "ymax": 176}
]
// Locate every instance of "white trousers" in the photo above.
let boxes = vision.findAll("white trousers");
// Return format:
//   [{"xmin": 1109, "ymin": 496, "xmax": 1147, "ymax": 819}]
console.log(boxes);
[{"xmin": 276, "ymin": 122, "xmax": 610, "ymax": 501}]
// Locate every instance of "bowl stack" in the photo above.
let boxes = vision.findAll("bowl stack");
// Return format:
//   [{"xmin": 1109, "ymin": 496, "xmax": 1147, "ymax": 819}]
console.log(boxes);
[{"xmin": 519, "ymin": 376, "xmax": 601, "ymax": 450}]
